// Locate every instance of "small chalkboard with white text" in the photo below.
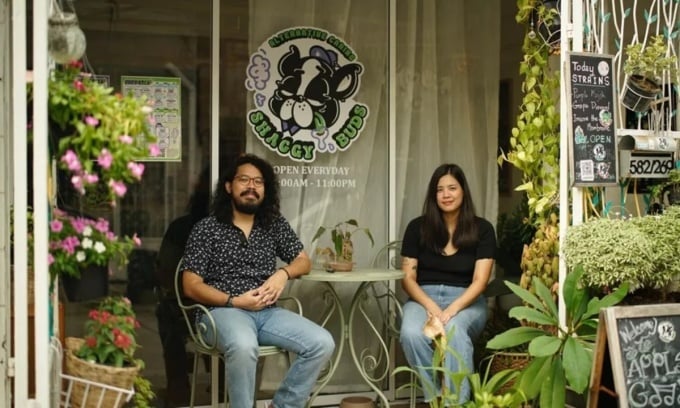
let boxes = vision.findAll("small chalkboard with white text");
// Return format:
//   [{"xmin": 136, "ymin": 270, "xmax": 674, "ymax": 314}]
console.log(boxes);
[
  {"xmin": 567, "ymin": 52, "xmax": 619, "ymax": 186},
  {"xmin": 589, "ymin": 304, "xmax": 680, "ymax": 408}
]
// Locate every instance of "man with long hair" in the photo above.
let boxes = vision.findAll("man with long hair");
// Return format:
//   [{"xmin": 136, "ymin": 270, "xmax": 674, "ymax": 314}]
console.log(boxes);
[{"xmin": 181, "ymin": 154, "xmax": 334, "ymax": 408}]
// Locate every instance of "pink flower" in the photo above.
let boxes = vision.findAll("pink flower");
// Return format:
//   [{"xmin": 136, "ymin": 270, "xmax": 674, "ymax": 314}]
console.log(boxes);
[
  {"xmin": 49, "ymin": 219, "xmax": 63, "ymax": 233},
  {"xmin": 70, "ymin": 217, "xmax": 87, "ymax": 234},
  {"xmin": 132, "ymin": 233, "xmax": 142, "ymax": 247},
  {"xmin": 47, "ymin": 253, "xmax": 54, "ymax": 265},
  {"xmin": 84, "ymin": 116, "xmax": 99, "ymax": 126},
  {"xmin": 127, "ymin": 162, "xmax": 145, "ymax": 180},
  {"xmin": 61, "ymin": 149, "xmax": 82, "ymax": 172},
  {"xmin": 73, "ymin": 79, "xmax": 85, "ymax": 91},
  {"xmin": 97, "ymin": 149, "xmax": 113, "ymax": 170},
  {"xmin": 148, "ymin": 144, "xmax": 161, "ymax": 157},
  {"xmin": 83, "ymin": 173, "xmax": 99, "ymax": 184},
  {"xmin": 94, "ymin": 218, "xmax": 110, "ymax": 233},
  {"xmin": 61, "ymin": 236, "xmax": 80, "ymax": 254},
  {"xmin": 118, "ymin": 135, "xmax": 133, "ymax": 144},
  {"xmin": 70, "ymin": 175, "xmax": 85, "ymax": 194},
  {"xmin": 109, "ymin": 180, "xmax": 127, "ymax": 197}
]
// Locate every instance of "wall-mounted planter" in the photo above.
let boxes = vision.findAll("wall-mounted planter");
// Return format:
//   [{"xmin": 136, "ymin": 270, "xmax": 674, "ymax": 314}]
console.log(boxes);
[{"xmin": 621, "ymin": 75, "xmax": 662, "ymax": 113}]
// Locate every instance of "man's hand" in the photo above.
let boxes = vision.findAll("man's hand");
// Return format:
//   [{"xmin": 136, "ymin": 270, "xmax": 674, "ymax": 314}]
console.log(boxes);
[
  {"xmin": 257, "ymin": 269, "xmax": 288, "ymax": 305},
  {"xmin": 235, "ymin": 289, "xmax": 270, "ymax": 311}
]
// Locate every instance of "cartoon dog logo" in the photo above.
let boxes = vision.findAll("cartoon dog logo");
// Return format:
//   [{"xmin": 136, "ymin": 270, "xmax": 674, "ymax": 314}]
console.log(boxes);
[{"xmin": 269, "ymin": 45, "xmax": 363, "ymax": 135}]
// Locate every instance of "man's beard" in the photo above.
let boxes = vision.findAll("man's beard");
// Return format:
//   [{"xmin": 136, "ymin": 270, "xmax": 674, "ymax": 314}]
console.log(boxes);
[
  {"xmin": 233, "ymin": 190, "xmax": 261, "ymax": 214},
  {"xmin": 233, "ymin": 200, "xmax": 259, "ymax": 214}
]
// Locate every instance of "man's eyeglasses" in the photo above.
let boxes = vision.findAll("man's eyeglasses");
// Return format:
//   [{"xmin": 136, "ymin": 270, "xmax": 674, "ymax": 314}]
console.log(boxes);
[{"xmin": 234, "ymin": 175, "xmax": 265, "ymax": 187}]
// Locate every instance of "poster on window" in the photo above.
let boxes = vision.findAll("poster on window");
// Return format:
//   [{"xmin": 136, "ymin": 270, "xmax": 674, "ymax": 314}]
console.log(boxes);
[
  {"xmin": 122, "ymin": 76, "xmax": 182, "ymax": 162},
  {"xmin": 245, "ymin": 27, "xmax": 369, "ymax": 163}
]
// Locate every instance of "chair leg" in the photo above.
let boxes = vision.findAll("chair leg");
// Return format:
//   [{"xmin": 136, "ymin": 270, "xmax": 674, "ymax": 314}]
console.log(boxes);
[
  {"xmin": 409, "ymin": 372, "xmax": 416, "ymax": 408},
  {"xmin": 223, "ymin": 359, "xmax": 229, "ymax": 408},
  {"xmin": 211, "ymin": 355, "xmax": 219, "ymax": 408},
  {"xmin": 190, "ymin": 352, "xmax": 200, "ymax": 408}
]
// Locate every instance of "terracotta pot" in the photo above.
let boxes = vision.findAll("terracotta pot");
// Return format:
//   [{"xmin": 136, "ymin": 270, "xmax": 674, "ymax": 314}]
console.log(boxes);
[{"xmin": 340, "ymin": 396, "xmax": 375, "ymax": 408}]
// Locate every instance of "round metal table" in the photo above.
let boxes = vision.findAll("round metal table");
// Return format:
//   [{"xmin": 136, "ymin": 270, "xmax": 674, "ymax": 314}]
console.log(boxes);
[{"xmin": 299, "ymin": 268, "xmax": 404, "ymax": 407}]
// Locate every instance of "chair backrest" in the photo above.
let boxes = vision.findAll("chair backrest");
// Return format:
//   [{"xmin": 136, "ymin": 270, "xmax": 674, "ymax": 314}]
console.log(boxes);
[
  {"xmin": 371, "ymin": 240, "xmax": 403, "ymax": 269},
  {"xmin": 174, "ymin": 258, "xmax": 219, "ymax": 351}
]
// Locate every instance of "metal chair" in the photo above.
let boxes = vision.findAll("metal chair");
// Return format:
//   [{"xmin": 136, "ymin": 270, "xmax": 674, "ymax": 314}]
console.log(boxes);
[{"xmin": 174, "ymin": 259, "xmax": 301, "ymax": 407}]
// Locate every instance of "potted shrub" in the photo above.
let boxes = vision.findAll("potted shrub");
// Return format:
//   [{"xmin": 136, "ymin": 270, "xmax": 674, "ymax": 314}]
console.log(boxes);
[
  {"xmin": 563, "ymin": 215, "xmax": 680, "ymax": 297},
  {"xmin": 311, "ymin": 219, "xmax": 374, "ymax": 271},
  {"xmin": 622, "ymin": 35, "xmax": 678, "ymax": 112},
  {"xmin": 487, "ymin": 266, "xmax": 629, "ymax": 408}
]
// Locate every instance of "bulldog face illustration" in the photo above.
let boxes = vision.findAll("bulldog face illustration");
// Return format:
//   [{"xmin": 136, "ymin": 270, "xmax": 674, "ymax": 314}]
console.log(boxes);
[{"xmin": 269, "ymin": 45, "xmax": 363, "ymax": 135}]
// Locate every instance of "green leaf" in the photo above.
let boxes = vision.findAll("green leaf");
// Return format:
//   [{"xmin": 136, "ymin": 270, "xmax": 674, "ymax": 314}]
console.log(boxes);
[
  {"xmin": 563, "ymin": 336, "xmax": 592, "ymax": 393},
  {"xmin": 518, "ymin": 356, "xmax": 551, "ymax": 398},
  {"xmin": 487, "ymin": 327, "xmax": 545, "ymax": 349},
  {"xmin": 534, "ymin": 277, "xmax": 558, "ymax": 318},
  {"xmin": 509, "ymin": 306, "xmax": 555, "ymax": 326},
  {"xmin": 541, "ymin": 357, "xmax": 566, "ymax": 408},
  {"xmin": 528, "ymin": 335, "xmax": 562, "ymax": 357},
  {"xmin": 504, "ymin": 280, "xmax": 548, "ymax": 312}
]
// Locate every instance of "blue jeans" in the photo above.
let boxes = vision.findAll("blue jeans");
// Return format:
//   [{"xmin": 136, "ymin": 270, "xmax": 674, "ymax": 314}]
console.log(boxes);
[
  {"xmin": 200, "ymin": 306, "xmax": 335, "ymax": 408},
  {"xmin": 399, "ymin": 285, "xmax": 487, "ymax": 404}
]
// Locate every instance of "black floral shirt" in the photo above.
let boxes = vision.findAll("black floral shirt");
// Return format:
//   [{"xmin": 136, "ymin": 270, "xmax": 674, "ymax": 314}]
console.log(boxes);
[{"xmin": 181, "ymin": 214, "xmax": 303, "ymax": 298}]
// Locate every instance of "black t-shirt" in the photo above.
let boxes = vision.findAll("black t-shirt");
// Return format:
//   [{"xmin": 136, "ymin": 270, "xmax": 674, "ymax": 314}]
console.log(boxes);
[{"xmin": 400, "ymin": 216, "xmax": 496, "ymax": 287}]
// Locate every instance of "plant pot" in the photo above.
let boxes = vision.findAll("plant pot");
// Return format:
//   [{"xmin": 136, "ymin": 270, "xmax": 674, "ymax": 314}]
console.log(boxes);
[
  {"xmin": 621, "ymin": 75, "xmax": 662, "ymax": 112},
  {"xmin": 61, "ymin": 265, "xmax": 109, "ymax": 302},
  {"xmin": 534, "ymin": 0, "xmax": 561, "ymax": 48},
  {"xmin": 64, "ymin": 337, "xmax": 139, "ymax": 408},
  {"xmin": 325, "ymin": 261, "xmax": 354, "ymax": 272},
  {"xmin": 666, "ymin": 187, "xmax": 680, "ymax": 205}
]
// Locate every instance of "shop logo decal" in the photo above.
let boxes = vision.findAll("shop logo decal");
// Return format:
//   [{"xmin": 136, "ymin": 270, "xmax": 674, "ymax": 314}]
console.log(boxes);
[{"xmin": 245, "ymin": 27, "xmax": 369, "ymax": 162}]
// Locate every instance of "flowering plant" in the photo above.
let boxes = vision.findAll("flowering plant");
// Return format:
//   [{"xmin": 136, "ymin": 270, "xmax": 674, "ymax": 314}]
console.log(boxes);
[
  {"xmin": 76, "ymin": 296, "xmax": 140, "ymax": 367},
  {"xmin": 48, "ymin": 207, "xmax": 140, "ymax": 280},
  {"xmin": 35, "ymin": 61, "xmax": 160, "ymax": 203},
  {"xmin": 75, "ymin": 296, "xmax": 155, "ymax": 406}
]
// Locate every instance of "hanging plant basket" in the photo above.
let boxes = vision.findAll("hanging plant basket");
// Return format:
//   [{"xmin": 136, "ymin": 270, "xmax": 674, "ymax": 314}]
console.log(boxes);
[{"xmin": 621, "ymin": 75, "xmax": 662, "ymax": 113}]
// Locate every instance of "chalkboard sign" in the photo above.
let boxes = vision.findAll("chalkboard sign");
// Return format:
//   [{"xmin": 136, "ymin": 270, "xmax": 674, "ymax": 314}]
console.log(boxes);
[
  {"xmin": 589, "ymin": 304, "xmax": 680, "ymax": 408},
  {"xmin": 567, "ymin": 52, "xmax": 619, "ymax": 186}
]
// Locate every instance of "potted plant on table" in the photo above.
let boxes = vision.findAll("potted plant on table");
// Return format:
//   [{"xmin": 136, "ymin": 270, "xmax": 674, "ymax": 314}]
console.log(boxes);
[
  {"xmin": 64, "ymin": 296, "xmax": 154, "ymax": 407},
  {"xmin": 312, "ymin": 219, "xmax": 374, "ymax": 272},
  {"xmin": 622, "ymin": 34, "xmax": 678, "ymax": 112}
]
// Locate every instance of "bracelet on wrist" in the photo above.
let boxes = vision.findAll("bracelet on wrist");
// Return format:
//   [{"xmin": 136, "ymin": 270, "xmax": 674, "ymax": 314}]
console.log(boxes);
[{"xmin": 280, "ymin": 267, "xmax": 292, "ymax": 280}]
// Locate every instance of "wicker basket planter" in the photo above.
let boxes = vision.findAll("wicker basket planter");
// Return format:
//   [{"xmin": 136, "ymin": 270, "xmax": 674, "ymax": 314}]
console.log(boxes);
[
  {"xmin": 64, "ymin": 337, "xmax": 139, "ymax": 408},
  {"xmin": 488, "ymin": 351, "xmax": 531, "ymax": 393}
]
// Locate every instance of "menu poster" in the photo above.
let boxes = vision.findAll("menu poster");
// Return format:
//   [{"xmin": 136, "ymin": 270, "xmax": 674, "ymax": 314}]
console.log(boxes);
[
  {"xmin": 122, "ymin": 76, "xmax": 182, "ymax": 162},
  {"xmin": 567, "ymin": 52, "xmax": 619, "ymax": 186}
]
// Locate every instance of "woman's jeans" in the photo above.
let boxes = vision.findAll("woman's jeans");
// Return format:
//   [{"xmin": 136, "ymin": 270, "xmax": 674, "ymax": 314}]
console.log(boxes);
[
  {"xmin": 400, "ymin": 285, "xmax": 487, "ymax": 404},
  {"xmin": 200, "ymin": 306, "xmax": 335, "ymax": 408}
]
